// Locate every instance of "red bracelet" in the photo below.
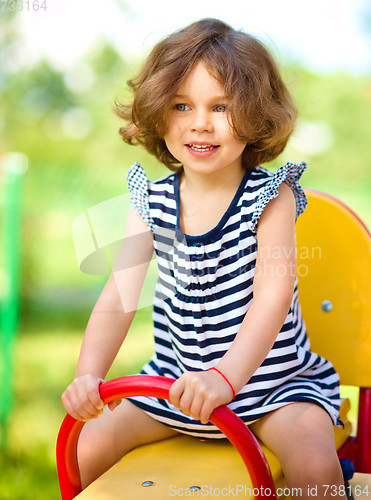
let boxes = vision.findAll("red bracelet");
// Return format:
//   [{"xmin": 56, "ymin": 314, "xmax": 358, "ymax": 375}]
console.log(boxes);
[{"xmin": 210, "ymin": 367, "xmax": 236, "ymax": 400}]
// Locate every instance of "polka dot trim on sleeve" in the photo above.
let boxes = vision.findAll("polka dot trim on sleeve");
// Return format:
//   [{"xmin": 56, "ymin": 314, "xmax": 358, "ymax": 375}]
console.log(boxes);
[
  {"xmin": 249, "ymin": 161, "xmax": 308, "ymax": 235},
  {"xmin": 126, "ymin": 162, "xmax": 155, "ymax": 232}
]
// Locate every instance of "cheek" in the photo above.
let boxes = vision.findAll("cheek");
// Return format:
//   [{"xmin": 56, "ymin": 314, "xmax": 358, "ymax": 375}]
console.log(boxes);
[
  {"xmin": 223, "ymin": 119, "xmax": 242, "ymax": 143},
  {"xmin": 164, "ymin": 122, "xmax": 183, "ymax": 144},
  {"xmin": 230, "ymin": 141, "xmax": 247, "ymax": 162},
  {"xmin": 163, "ymin": 134, "xmax": 179, "ymax": 158},
  {"xmin": 226, "ymin": 130, "xmax": 247, "ymax": 151},
  {"xmin": 226, "ymin": 124, "xmax": 247, "ymax": 152}
]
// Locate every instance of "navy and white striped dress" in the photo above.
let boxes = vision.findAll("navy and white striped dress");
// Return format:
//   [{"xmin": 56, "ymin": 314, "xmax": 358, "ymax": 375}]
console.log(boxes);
[{"xmin": 126, "ymin": 161, "xmax": 341, "ymax": 438}]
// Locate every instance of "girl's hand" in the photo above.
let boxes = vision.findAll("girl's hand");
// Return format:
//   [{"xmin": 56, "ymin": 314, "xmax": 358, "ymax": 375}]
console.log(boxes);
[
  {"xmin": 169, "ymin": 370, "xmax": 234, "ymax": 424},
  {"xmin": 61, "ymin": 374, "xmax": 121, "ymax": 421}
]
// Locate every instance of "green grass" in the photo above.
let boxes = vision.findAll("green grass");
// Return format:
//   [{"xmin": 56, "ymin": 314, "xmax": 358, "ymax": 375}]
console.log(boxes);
[
  {"xmin": 0, "ymin": 309, "xmax": 154, "ymax": 500},
  {"xmin": 0, "ymin": 310, "xmax": 360, "ymax": 499}
]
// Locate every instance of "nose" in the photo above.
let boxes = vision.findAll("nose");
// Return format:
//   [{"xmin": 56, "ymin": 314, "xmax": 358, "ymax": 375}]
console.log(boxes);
[{"xmin": 189, "ymin": 108, "xmax": 213, "ymax": 133}]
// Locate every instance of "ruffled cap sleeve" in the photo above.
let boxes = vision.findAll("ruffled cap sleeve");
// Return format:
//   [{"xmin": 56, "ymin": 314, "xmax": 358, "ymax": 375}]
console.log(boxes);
[
  {"xmin": 126, "ymin": 162, "xmax": 155, "ymax": 232},
  {"xmin": 249, "ymin": 161, "xmax": 308, "ymax": 235}
]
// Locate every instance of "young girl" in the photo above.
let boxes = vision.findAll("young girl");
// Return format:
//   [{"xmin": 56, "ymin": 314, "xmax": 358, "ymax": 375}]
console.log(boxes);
[{"xmin": 62, "ymin": 18, "xmax": 345, "ymax": 497}]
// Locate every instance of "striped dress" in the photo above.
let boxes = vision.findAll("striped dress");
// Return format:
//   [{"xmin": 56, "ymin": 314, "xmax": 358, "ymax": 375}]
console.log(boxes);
[{"xmin": 126, "ymin": 161, "xmax": 341, "ymax": 438}]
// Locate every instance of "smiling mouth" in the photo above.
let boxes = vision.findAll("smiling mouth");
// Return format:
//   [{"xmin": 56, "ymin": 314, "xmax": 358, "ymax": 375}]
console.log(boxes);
[{"xmin": 187, "ymin": 144, "xmax": 219, "ymax": 151}]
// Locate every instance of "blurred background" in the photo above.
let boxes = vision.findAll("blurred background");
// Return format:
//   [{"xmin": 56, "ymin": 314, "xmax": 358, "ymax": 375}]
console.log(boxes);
[{"xmin": 0, "ymin": 0, "xmax": 370, "ymax": 498}]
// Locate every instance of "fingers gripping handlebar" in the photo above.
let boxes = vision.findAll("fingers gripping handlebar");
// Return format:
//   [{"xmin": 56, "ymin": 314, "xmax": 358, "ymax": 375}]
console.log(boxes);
[{"xmin": 56, "ymin": 375, "xmax": 276, "ymax": 499}]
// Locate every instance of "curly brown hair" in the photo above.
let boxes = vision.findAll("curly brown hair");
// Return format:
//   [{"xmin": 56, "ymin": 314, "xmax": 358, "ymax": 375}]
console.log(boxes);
[{"xmin": 115, "ymin": 18, "xmax": 297, "ymax": 170}]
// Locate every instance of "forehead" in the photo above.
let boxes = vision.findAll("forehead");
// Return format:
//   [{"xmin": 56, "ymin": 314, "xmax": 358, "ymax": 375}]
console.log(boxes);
[{"xmin": 176, "ymin": 60, "xmax": 226, "ymax": 96}]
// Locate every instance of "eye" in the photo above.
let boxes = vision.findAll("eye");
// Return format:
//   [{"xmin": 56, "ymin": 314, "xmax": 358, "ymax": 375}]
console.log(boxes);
[
  {"xmin": 175, "ymin": 104, "xmax": 190, "ymax": 111},
  {"xmin": 214, "ymin": 105, "xmax": 227, "ymax": 113}
]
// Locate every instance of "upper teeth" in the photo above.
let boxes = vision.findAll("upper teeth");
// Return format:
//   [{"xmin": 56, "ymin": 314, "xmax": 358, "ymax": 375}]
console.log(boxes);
[{"xmin": 189, "ymin": 144, "xmax": 215, "ymax": 150}]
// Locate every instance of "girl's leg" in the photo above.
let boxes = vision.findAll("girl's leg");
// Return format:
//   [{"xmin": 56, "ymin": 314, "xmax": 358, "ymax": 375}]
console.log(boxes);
[
  {"xmin": 250, "ymin": 402, "xmax": 345, "ymax": 500},
  {"xmin": 77, "ymin": 399, "xmax": 179, "ymax": 489}
]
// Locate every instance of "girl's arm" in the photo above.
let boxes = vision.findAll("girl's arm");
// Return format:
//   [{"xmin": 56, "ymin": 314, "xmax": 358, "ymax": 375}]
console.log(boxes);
[
  {"xmin": 169, "ymin": 183, "xmax": 297, "ymax": 423},
  {"xmin": 62, "ymin": 207, "xmax": 154, "ymax": 421}
]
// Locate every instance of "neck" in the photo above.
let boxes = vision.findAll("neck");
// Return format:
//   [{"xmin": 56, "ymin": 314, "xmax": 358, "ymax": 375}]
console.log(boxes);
[{"xmin": 179, "ymin": 166, "xmax": 245, "ymax": 195}]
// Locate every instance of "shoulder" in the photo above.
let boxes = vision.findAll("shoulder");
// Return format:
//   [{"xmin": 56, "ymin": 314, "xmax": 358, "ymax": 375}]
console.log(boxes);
[
  {"xmin": 244, "ymin": 162, "xmax": 308, "ymax": 235},
  {"xmin": 257, "ymin": 182, "xmax": 296, "ymax": 233},
  {"xmin": 125, "ymin": 205, "xmax": 153, "ymax": 235}
]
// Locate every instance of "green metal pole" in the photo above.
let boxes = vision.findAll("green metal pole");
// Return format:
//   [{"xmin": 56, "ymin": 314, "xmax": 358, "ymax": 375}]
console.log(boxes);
[{"xmin": 0, "ymin": 152, "xmax": 27, "ymax": 449}]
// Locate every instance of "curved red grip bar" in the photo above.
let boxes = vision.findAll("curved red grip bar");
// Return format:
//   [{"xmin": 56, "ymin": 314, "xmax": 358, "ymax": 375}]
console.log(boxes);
[{"xmin": 56, "ymin": 375, "xmax": 276, "ymax": 499}]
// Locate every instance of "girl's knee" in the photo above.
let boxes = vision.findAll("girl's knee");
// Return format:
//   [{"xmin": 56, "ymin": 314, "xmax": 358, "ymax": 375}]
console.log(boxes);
[
  {"xmin": 284, "ymin": 448, "xmax": 343, "ymax": 490},
  {"xmin": 77, "ymin": 421, "xmax": 105, "ymax": 469},
  {"xmin": 300, "ymin": 456, "xmax": 345, "ymax": 499},
  {"xmin": 76, "ymin": 401, "xmax": 179, "ymax": 488},
  {"xmin": 77, "ymin": 425, "xmax": 102, "ymax": 488},
  {"xmin": 305, "ymin": 452, "xmax": 341, "ymax": 482},
  {"xmin": 76, "ymin": 411, "xmax": 131, "ymax": 489}
]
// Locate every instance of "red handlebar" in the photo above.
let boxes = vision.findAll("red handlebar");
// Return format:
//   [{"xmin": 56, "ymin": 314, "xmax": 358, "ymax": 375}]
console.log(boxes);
[{"xmin": 56, "ymin": 375, "xmax": 276, "ymax": 499}]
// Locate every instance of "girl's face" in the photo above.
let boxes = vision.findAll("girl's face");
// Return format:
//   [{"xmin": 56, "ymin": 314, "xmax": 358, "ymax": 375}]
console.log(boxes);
[{"xmin": 164, "ymin": 61, "xmax": 246, "ymax": 178}]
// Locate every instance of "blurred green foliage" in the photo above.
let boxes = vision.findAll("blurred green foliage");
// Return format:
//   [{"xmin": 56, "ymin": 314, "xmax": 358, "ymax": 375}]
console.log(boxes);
[
  {"xmin": 0, "ymin": 311, "xmax": 154, "ymax": 499},
  {"xmin": 0, "ymin": 14, "xmax": 370, "ymax": 499}
]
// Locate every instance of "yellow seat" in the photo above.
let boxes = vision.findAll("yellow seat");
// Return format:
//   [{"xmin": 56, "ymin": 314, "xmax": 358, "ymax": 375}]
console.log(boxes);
[
  {"xmin": 59, "ymin": 189, "xmax": 371, "ymax": 499},
  {"xmin": 75, "ymin": 398, "xmax": 352, "ymax": 499}
]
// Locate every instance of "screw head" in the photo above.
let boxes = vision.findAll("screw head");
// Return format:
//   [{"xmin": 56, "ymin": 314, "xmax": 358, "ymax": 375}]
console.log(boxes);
[
  {"xmin": 142, "ymin": 481, "xmax": 154, "ymax": 487},
  {"xmin": 321, "ymin": 300, "xmax": 333, "ymax": 312},
  {"xmin": 189, "ymin": 486, "xmax": 201, "ymax": 491}
]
